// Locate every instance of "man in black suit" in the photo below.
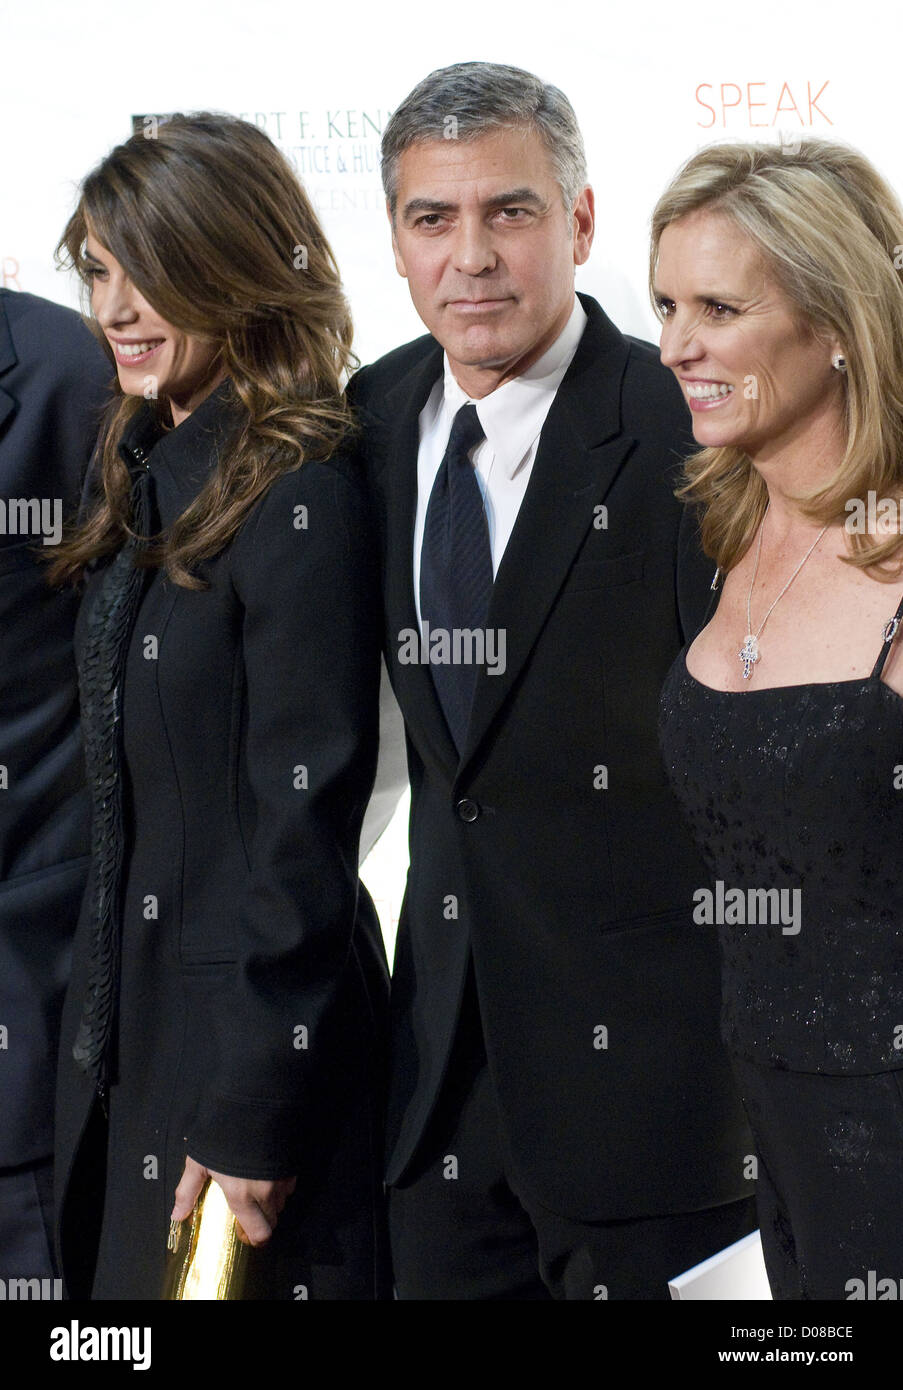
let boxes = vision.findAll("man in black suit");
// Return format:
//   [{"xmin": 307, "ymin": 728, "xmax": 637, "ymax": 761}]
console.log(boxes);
[
  {"xmin": 0, "ymin": 287, "xmax": 109, "ymax": 1280},
  {"xmin": 351, "ymin": 62, "xmax": 757, "ymax": 1299}
]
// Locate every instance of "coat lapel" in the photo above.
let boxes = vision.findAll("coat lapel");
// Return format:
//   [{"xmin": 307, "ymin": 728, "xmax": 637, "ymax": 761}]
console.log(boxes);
[
  {"xmin": 365, "ymin": 340, "xmax": 461, "ymax": 777},
  {"xmin": 456, "ymin": 296, "xmax": 635, "ymax": 778}
]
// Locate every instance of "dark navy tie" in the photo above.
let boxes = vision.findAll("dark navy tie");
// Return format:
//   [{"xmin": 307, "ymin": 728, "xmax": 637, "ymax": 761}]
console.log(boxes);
[{"xmin": 419, "ymin": 403, "xmax": 492, "ymax": 752}]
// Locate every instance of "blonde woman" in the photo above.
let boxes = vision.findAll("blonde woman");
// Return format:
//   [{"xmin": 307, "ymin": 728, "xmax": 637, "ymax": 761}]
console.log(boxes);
[
  {"xmin": 51, "ymin": 113, "xmax": 390, "ymax": 1299},
  {"xmin": 654, "ymin": 137, "xmax": 903, "ymax": 1299}
]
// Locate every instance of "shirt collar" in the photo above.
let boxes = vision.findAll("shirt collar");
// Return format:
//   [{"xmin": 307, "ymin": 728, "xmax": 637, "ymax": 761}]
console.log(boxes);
[{"xmin": 440, "ymin": 296, "xmax": 587, "ymax": 479}]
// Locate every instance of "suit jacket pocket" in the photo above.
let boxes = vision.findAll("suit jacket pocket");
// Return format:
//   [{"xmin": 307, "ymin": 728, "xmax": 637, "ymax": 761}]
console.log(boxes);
[
  {"xmin": 180, "ymin": 955, "xmax": 238, "ymax": 972},
  {"xmin": 566, "ymin": 549, "xmax": 645, "ymax": 593}
]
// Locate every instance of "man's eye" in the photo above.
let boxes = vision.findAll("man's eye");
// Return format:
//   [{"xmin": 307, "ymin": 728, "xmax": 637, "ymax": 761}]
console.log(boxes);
[
  {"xmin": 497, "ymin": 208, "xmax": 526, "ymax": 220},
  {"xmin": 415, "ymin": 214, "xmax": 444, "ymax": 228}
]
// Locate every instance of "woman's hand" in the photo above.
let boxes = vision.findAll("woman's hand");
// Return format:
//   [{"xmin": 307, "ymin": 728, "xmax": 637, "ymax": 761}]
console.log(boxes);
[{"xmin": 172, "ymin": 1155, "xmax": 297, "ymax": 1247}]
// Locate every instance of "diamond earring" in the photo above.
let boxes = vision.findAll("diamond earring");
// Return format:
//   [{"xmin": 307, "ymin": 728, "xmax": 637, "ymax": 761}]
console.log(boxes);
[{"xmin": 832, "ymin": 353, "xmax": 847, "ymax": 371}]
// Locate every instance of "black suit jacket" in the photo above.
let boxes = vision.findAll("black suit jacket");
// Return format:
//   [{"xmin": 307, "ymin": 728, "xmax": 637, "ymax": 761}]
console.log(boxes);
[
  {"xmin": 0, "ymin": 289, "xmax": 110, "ymax": 1167},
  {"xmin": 351, "ymin": 292, "xmax": 753, "ymax": 1221}
]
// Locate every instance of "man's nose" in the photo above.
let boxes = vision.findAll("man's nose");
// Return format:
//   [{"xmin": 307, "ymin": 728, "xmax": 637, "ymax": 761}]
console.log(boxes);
[{"xmin": 451, "ymin": 216, "xmax": 497, "ymax": 276}]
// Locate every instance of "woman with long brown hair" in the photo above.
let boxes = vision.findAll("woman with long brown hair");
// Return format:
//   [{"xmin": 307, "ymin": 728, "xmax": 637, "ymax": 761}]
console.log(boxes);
[{"xmin": 51, "ymin": 111, "xmax": 390, "ymax": 1299}]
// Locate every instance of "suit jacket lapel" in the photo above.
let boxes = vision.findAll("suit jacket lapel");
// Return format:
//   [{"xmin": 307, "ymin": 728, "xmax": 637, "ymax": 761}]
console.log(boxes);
[
  {"xmin": 456, "ymin": 296, "xmax": 635, "ymax": 777},
  {"xmin": 366, "ymin": 341, "xmax": 461, "ymax": 777}
]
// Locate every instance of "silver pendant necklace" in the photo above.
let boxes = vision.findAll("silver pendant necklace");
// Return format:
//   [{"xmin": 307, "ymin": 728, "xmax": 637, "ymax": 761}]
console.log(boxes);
[{"xmin": 739, "ymin": 505, "xmax": 829, "ymax": 680}]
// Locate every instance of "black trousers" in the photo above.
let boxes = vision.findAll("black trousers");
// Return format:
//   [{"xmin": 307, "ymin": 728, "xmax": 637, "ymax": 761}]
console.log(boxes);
[
  {"xmin": 0, "ymin": 1156, "xmax": 57, "ymax": 1284},
  {"xmin": 389, "ymin": 968, "xmax": 757, "ymax": 1300},
  {"xmin": 730, "ymin": 1053, "xmax": 903, "ymax": 1300}
]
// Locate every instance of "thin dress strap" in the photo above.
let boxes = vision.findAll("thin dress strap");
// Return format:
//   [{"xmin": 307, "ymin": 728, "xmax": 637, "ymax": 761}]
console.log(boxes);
[{"xmin": 871, "ymin": 588, "xmax": 903, "ymax": 678}]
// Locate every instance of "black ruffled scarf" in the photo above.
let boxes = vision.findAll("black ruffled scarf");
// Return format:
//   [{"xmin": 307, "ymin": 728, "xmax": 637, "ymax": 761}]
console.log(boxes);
[{"xmin": 72, "ymin": 468, "xmax": 151, "ymax": 1094}]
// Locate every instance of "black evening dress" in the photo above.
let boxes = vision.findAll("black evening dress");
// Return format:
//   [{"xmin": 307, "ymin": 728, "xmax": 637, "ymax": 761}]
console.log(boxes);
[{"xmin": 659, "ymin": 588, "xmax": 903, "ymax": 1299}]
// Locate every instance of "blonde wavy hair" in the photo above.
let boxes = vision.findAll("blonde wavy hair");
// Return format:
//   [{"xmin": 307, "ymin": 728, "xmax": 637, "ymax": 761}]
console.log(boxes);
[
  {"xmin": 51, "ymin": 111, "xmax": 356, "ymax": 589},
  {"xmin": 649, "ymin": 138, "xmax": 903, "ymax": 576}
]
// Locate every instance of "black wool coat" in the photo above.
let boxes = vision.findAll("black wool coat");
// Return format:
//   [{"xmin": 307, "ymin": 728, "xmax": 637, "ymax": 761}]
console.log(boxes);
[{"xmin": 54, "ymin": 381, "xmax": 389, "ymax": 1298}]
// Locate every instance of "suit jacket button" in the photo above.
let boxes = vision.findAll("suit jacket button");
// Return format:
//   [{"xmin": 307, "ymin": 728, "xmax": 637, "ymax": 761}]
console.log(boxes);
[{"xmin": 456, "ymin": 798, "xmax": 480, "ymax": 822}]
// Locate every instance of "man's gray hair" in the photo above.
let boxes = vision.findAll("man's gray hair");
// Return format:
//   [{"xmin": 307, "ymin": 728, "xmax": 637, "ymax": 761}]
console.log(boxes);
[{"xmin": 381, "ymin": 61, "xmax": 588, "ymax": 219}]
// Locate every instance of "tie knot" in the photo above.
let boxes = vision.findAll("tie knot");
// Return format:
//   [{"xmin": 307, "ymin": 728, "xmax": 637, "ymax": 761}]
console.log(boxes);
[{"xmin": 446, "ymin": 403, "xmax": 485, "ymax": 461}]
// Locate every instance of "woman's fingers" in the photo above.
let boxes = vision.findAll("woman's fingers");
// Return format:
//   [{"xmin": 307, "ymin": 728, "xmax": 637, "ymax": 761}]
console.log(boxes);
[
  {"xmin": 174, "ymin": 1159, "xmax": 297, "ymax": 1246},
  {"xmin": 208, "ymin": 1171, "xmax": 298, "ymax": 1247},
  {"xmin": 225, "ymin": 1193, "xmax": 275, "ymax": 1247},
  {"xmin": 170, "ymin": 1156, "xmax": 210, "ymax": 1221}
]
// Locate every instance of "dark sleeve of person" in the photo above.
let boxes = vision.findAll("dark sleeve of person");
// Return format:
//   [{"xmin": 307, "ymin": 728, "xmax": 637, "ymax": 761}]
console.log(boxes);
[
  {"xmin": 676, "ymin": 498, "xmax": 718, "ymax": 644},
  {"xmin": 49, "ymin": 308, "xmax": 112, "ymax": 506},
  {"xmin": 187, "ymin": 451, "xmax": 382, "ymax": 1177},
  {"xmin": 0, "ymin": 294, "xmax": 111, "ymax": 1166},
  {"xmin": 0, "ymin": 290, "xmax": 112, "ymax": 508}
]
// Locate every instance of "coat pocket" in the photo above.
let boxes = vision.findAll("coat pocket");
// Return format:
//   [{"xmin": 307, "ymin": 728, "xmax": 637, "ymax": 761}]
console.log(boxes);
[{"xmin": 566, "ymin": 549, "xmax": 645, "ymax": 593}]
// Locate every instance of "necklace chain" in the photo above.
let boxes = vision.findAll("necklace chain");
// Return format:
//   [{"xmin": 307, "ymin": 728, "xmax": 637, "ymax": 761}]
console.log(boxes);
[{"xmin": 738, "ymin": 505, "xmax": 829, "ymax": 679}]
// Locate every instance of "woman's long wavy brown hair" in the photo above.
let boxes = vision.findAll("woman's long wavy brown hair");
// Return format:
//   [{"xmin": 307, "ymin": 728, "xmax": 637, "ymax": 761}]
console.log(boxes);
[{"xmin": 50, "ymin": 111, "xmax": 356, "ymax": 588}]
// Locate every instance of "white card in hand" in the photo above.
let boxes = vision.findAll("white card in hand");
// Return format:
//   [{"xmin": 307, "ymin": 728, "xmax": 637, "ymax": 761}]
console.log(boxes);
[{"xmin": 669, "ymin": 1229, "xmax": 771, "ymax": 1300}]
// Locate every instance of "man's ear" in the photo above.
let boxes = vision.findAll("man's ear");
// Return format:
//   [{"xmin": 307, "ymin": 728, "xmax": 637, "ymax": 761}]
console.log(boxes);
[
  {"xmin": 388, "ymin": 201, "xmax": 408, "ymax": 279},
  {"xmin": 573, "ymin": 185, "xmax": 594, "ymax": 267}
]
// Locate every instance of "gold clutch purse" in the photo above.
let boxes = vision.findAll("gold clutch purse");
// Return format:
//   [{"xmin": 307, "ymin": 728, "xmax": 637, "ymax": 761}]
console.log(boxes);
[{"xmin": 163, "ymin": 1177, "xmax": 249, "ymax": 1300}]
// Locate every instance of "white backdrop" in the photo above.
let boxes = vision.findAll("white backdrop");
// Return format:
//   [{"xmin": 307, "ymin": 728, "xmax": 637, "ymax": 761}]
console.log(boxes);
[
  {"xmin": 5, "ymin": 0, "xmax": 900, "ymax": 359},
  {"xmin": 4, "ymin": 0, "xmax": 901, "ymax": 954}
]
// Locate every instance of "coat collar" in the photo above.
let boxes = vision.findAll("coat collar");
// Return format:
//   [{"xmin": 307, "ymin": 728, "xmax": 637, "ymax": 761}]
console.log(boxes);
[
  {"xmin": 0, "ymin": 293, "xmax": 17, "ymax": 376},
  {"xmin": 118, "ymin": 377, "xmax": 241, "ymax": 521},
  {"xmin": 371, "ymin": 292, "xmax": 638, "ymax": 782},
  {"xmin": 0, "ymin": 293, "xmax": 19, "ymax": 435}
]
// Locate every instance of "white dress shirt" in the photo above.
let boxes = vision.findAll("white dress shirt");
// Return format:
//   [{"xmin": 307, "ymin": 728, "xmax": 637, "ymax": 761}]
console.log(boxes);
[{"xmin": 413, "ymin": 296, "xmax": 588, "ymax": 626}]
